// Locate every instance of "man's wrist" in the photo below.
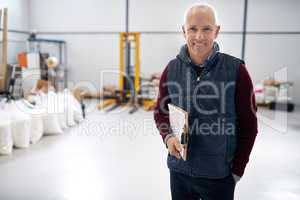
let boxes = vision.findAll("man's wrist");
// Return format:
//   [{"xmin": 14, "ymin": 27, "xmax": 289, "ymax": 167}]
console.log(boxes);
[{"xmin": 164, "ymin": 134, "xmax": 176, "ymax": 147}]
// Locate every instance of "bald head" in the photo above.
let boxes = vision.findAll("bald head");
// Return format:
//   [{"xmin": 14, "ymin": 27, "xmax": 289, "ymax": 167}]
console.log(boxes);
[
  {"xmin": 181, "ymin": 4, "xmax": 220, "ymax": 65},
  {"xmin": 184, "ymin": 4, "xmax": 219, "ymax": 27}
]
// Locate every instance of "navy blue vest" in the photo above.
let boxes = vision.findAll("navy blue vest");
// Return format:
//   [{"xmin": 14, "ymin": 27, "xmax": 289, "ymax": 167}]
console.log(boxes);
[{"xmin": 166, "ymin": 46, "xmax": 243, "ymax": 178}]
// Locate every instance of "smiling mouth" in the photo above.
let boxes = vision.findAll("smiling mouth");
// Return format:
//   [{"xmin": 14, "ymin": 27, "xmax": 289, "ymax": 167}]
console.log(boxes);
[{"xmin": 193, "ymin": 42, "xmax": 205, "ymax": 48}]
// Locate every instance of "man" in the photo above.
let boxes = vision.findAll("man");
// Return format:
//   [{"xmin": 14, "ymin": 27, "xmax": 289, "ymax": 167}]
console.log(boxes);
[{"xmin": 154, "ymin": 4, "xmax": 258, "ymax": 200}]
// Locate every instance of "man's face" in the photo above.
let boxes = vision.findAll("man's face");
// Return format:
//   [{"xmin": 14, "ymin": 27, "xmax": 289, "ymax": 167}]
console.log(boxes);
[{"xmin": 183, "ymin": 10, "xmax": 220, "ymax": 57}]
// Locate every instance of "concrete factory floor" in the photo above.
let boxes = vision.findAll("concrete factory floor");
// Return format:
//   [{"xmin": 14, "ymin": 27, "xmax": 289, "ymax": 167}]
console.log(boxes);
[{"xmin": 0, "ymin": 103, "xmax": 299, "ymax": 200}]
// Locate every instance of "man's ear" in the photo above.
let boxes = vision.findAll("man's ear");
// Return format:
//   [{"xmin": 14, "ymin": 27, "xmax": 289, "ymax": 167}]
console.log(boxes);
[
  {"xmin": 182, "ymin": 25, "xmax": 186, "ymax": 38},
  {"xmin": 214, "ymin": 25, "xmax": 220, "ymax": 39}
]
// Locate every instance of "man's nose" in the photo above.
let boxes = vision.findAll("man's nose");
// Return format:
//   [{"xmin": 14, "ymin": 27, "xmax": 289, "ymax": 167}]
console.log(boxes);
[{"xmin": 195, "ymin": 31, "xmax": 204, "ymax": 40}]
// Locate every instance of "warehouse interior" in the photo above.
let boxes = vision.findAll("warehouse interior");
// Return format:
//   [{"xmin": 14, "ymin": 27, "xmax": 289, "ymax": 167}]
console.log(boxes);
[{"xmin": 0, "ymin": 0, "xmax": 300, "ymax": 199}]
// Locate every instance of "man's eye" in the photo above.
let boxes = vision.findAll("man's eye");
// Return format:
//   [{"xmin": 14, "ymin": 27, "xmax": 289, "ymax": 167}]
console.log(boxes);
[
  {"xmin": 189, "ymin": 27, "xmax": 197, "ymax": 32},
  {"xmin": 203, "ymin": 27, "xmax": 212, "ymax": 32}
]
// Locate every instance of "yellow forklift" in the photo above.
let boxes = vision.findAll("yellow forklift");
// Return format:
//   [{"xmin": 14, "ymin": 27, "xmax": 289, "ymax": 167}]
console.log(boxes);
[{"xmin": 98, "ymin": 32, "xmax": 156, "ymax": 114}]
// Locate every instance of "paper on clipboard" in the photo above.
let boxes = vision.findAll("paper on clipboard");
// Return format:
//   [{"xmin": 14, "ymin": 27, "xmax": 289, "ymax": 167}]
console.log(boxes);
[{"xmin": 168, "ymin": 103, "xmax": 189, "ymax": 161}]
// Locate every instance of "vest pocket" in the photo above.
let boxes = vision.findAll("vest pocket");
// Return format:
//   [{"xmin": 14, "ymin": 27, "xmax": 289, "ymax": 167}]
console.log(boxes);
[
  {"xmin": 191, "ymin": 154, "xmax": 227, "ymax": 178},
  {"xmin": 188, "ymin": 116, "xmax": 236, "ymax": 156}
]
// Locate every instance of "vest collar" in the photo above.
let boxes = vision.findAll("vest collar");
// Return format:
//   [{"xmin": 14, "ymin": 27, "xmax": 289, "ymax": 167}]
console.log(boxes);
[{"xmin": 177, "ymin": 42, "xmax": 220, "ymax": 69}]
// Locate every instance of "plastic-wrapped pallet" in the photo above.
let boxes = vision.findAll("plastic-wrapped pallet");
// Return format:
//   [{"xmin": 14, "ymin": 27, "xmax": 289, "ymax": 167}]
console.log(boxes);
[
  {"xmin": 30, "ymin": 115, "xmax": 44, "ymax": 144},
  {"xmin": 0, "ymin": 112, "xmax": 13, "ymax": 155},
  {"xmin": 56, "ymin": 92, "xmax": 68, "ymax": 130},
  {"xmin": 58, "ymin": 113, "xmax": 68, "ymax": 130},
  {"xmin": 42, "ymin": 92, "xmax": 63, "ymax": 135},
  {"xmin": 62, "ymin": 90, "xmax": 76, "ymax": 127},
  {"xmin": 14, "ymin": 98, "xmax": 45, "ymax": 144},
  {"xmin": 59, "ymin": 89, "xmax": 84, "ymax": 126},
  {"xmin": 6, "ymin": 102, "xmax": 31, "ymax": 149},
  {"xmin": 70, "ymin": 93, "xmax": 84, "ymax": 123},
  {"xmin": 11, "ymin": 117, "xmax": 31, "ymax": 148},
  {"xmin": 43, "ymin": 113, "xmax": 63, "ymax": 135}
]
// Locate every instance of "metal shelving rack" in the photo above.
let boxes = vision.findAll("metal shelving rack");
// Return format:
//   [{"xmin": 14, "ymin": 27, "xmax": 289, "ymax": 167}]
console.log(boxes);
[{"xmin": 27, "ymin": 37, "xmax": 68, "ymax": 90}]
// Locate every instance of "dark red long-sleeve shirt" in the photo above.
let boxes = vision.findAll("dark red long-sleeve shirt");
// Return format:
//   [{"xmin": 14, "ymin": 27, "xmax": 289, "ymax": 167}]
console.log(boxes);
[{"xmin": 154, "ymin": 64, "xmax": 258, "ymax": 178}]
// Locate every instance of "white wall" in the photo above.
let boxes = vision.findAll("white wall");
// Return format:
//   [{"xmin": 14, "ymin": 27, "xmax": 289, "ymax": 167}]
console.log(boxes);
[
  {"xmin": 131, "ymin": 0, "xmax": 244, "ymax": 77},
  {"xmin": 28, "ymin": 0, "xmax": 244, "ymax": 87},
  {"xmin": 28, "ymin": 0, "xmax": 124, "ymax": 88},
  {"xmin": 0, "ymin": 0, "xmax": 29, "ymax": 63},
  {"xmin": 246, "ymin": 0, "xmax": 300, "ymax": 104},
  {"xmin": 29, "ymin": 0, "xmax": 124, "ymax": 32},
  {"xmin": 0, "ymin": 0, "xmax": 29, "ymax": 30},
  {"xmin": 130, "ymin": 0, "xmax": 244, "ymax": 32},
  {"xmin": 28, "ymin": 0, "xmax": 300, "ymax": 104}
]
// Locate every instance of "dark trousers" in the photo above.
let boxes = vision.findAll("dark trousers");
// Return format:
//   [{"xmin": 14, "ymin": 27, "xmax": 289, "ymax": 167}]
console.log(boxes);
[{"xmin": 170, "ymin": 170, "xmax": 236, "ymax": 200}]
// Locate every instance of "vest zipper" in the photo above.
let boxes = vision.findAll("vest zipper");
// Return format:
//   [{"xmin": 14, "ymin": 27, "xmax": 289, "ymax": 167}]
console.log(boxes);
[{"xmin": 197, "ymin": 69, "xmax": 208, "ymax": 82}]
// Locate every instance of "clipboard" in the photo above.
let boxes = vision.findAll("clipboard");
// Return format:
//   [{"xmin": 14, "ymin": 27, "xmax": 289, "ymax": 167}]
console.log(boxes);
[{"xmin": 168, "ymin": 103, "xmax": 189, "ymax": 161}]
